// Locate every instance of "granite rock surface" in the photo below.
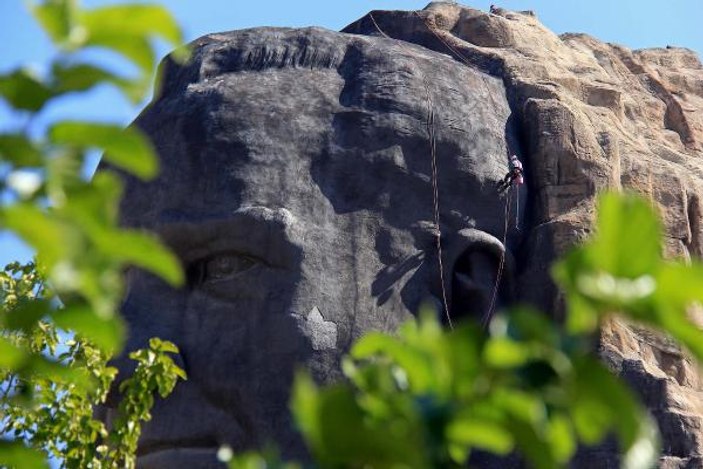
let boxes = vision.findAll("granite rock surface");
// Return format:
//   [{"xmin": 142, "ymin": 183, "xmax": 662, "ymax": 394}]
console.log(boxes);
[{"xmin": 109, "ymin": 3, "xmax": 703, "ymax": 467}]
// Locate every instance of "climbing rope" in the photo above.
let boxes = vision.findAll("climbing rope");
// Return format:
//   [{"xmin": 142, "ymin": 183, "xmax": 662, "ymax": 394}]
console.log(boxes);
[
  {"xmin": 414, "ymin": 11, "xmax": 523, "ymax": 327},
  {"xmin": 368, "ymin": 12, "xmax": 453, "ymax": 329},
  {"xmin": 368, "ymin": 11, "xmax": 525, "ymax": 329},
  {"xmin": 515, "ymin": 184, "xmax": 520, "ymax": 231},
  {"xmin": 412, "ymin": 11, "xmax": 505, "ymax": 113},
  {"xmin": 482, "ymin": 185, "xmax": 512, "ymax": 329},
  {"xmin": 424, "ymin": 82, "xmax": 453, "ymax": 329}
]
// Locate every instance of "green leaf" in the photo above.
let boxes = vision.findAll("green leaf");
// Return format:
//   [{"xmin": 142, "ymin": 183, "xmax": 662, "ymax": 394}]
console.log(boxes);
[
  {"xmin": 291, "ymin": 371, "xmax": 322, "ymax": 450},
  {"xmin": 49, "ymin": 122, "xmax": 158, "ymax": 179},
  {"xmin": 492, "ymin": 389, "xmax": 543, "ymax": 425},
  {"xmin": 1, "ymin": 204, "xmax": 76, "ymax": 266},
  {"xmin": 447, "ymin": 443, "xmax": 469, "ymax": 465},
  {"xmin": 590, "ymin": 193, "xmax": 662, "ymax": 278},
  {"xmin": 446, "ymin": 419, "xmax": 514, "ymax": 455},
  {"xmin": 78, "ymin": 4, "xmax": 183, "ymax": 75},
  {"xmin": 657, "ymin": 262, "xmax": 703, "ymax": 302},
  {"xmin": 0, "ymin": 133, "xmax": 43, "ymax": 166},
  {"xmin": 54, "ymin": 305, "xmax": 124, "ymax": 353},
  {"xmin": 26, "ymin": 353, "xmax": 91, "ymax": 389},
  {"xmin": 62, "ymin": 171, "xmax": 123, "ymax": 231},
  {"xmin": 553, "ymin": 193, "xmax": 666, "ymax": 333},
  {"xmin": 571, "ymin": 357, "xmax": 648, "ymax": 450},
  {"xmin": 93, "ymin": 230, "xmax": 183, "ymax": 286},
  {"xmin": 52, "ymin": 62, "xmax": 146, "ymax": 103},
  {"xmin": 0, "ymin": 440, "xmax": 48, "ymax": 469},
  {"xmin": 79, "ymin": 4, "xmax": 182, "ymax": 45},
  {"xmin": 507, "ymin": 308, "xmax": 558, "ymax": 346},
  {"xmin": 553, "ymin": 249, "xmax": 603, "ymax": 334},
  {"xmin": 0, "ymin": 336, "xmax": 26, "ymax": 368},
  {"xmin": 352, "ymin": 333, "xmax": 434, "ymax": 393},
  {"xmin": 0, "ymin": 68, "xmax": 54, "ymax": 112},
  {"xmin": 5, "ymin": 299, "xmax": 52, "ymax": 332},
  {"xmin": 484, "ymin": 338, "xmax": 529, "ymax": 369},
  {"xmin": 575, "ymin": 271, "xmax": 656, "ymax": 306},
  {"xmin": 228, "ymin": 451, "xmax": 300, "ymax": 469},
  {"xmin": 30, "ymin": 0, "xmax": 76, "ymax": 46},
  {"xmin": 655, "ymin": 307, "xmax": 703, "ymax": 364},
  {"xmin": 564, "ymin": 292, "xmax": 600, "ymax": 334},
  {"xmin": 291, "ymin": 373, "xmax": 421, "ymax": 467},
  {"xmin": 52, "ymin": 62, "xmax": 118, "ymax": 93},
  {"xmin": 87, "ymin": 34, "xmax": 155, "ymax": 76},
  {"xmin": 509, "ymin": 420, "xmax": 555, "ymax": 469},
  {"xmin": 149, "ymin": 338, "xmax": 179, "ymax": 354},
  {"xmin": 546, "ymin": 414, "xmax": 576, "ymax": 463},
  {"xmin": 571, "ymin": 397, "xmax": 610, "ymax": 444}
]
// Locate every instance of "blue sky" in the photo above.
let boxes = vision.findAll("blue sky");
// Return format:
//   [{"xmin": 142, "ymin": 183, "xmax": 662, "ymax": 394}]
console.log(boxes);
[{"xmin": 1, "ymin": 0, "xmax": 702, "ymax": 266}]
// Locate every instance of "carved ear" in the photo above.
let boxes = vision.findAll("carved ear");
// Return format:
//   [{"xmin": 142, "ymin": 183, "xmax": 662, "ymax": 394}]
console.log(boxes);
[{"xmin": 447, "ymin": 229, "xmax": 513, "ymax": 324}]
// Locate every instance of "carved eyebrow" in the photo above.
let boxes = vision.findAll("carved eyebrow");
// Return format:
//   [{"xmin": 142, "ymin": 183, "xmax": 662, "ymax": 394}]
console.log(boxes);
[
  {"xmin": 153, "ymin": 206, "xmax": 299, "ymax": 269},
  {"xmin": 155, "ymin": 206, "xmax": 295, "ymax": 227}
]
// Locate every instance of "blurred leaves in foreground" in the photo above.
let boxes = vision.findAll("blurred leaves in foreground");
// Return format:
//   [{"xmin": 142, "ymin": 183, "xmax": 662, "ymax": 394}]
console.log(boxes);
[
  {"xmin": 0, "ymin": 0, "xmax": 188, "ymax": 466},
  {"xmin": 290, "ymin": 307, "xmax": 658, "ymax": 469}
]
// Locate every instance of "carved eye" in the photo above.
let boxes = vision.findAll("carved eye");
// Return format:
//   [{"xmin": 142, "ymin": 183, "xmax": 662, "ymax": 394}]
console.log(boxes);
[{"xmin": 188, "ymin": 253, "xmax": 258, "ymax": 287}]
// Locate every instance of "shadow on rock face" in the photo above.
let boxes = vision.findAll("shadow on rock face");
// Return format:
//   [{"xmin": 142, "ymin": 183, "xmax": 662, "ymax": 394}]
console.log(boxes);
[
  {"xmin": 104, "ymin": 22, "xmax": 527, "ymax": 468},
  {"xmin": 108, "ymin": 209, "xmax": 312, "ymax": 467},
  {"xmin": 312, "ymin": 35, "xmax": 523, "ymax": 323}
]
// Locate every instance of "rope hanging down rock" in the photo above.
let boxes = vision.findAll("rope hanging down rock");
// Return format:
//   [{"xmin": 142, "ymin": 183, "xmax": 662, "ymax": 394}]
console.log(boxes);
[
  {"xmin": 415, "ymin": 11, "xmax": 524, "ymax": 327},
  {"xmin": 482, "ymin": 185, "xmax": 512, "ymax": 329},
  {"xmin": 369, "ymin": 12, "xmax": 453, "ymax": 329},
  {"xmin": 368, "ymin": 10, "xmax": 523, "ymax": 330}
]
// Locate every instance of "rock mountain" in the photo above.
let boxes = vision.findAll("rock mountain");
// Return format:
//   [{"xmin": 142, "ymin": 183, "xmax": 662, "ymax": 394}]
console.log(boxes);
[{"xmin": 114, "ymin": 2, "xmax": 703, "ymax": 467}]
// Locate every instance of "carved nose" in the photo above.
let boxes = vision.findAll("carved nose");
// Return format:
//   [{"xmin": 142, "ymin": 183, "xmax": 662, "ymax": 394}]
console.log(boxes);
[{"xmin": 446, "ymin": 228, "xmax": 514, "ymax": 324}]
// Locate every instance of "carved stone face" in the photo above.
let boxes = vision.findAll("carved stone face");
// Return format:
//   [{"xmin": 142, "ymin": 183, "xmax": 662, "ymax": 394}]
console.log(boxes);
[{"xmin": 112, "ymin": 27, "xmax": 523, "ymax": 468}]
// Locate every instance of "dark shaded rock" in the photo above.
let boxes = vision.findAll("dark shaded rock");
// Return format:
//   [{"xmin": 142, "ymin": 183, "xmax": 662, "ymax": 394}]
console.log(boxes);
[{"xmin": 108, "ymin": 20, "xmax": 525, "ymax": 469}]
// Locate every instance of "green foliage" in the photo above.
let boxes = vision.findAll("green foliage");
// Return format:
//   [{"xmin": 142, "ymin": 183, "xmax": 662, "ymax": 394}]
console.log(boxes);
[
  {"xmin": 0, "ymin": 0, "xmax": 185, "ymax": 353},
  {"xmin": 223, "ymin": 449, "xmax": 301, "ymax": 469},
  {"xmin": 553, "ymin": 193, "xmax": 703, "ymax": 361},
  {"xmin": 291, "ymin": 310, "xmax": 657, "ymax": 469},
  {"xmin": 0, "ymin": 0, "xmax": 188, "ymax": 466},
  {"xmin": 0, "ymin": 69, "xmax": 54, "ymax": 112},
  {"xmin": 109, "ymin": 338, "xmax": 187, "ymax": 468},
  {"xmin": 49, "ymin": 123, "xmax": 158, "ymax": 179},
  {"xmin": 285, "ymin": 192, "xmax": 703, "ymax": 469},
  {"xmin": 0, "ymin": 264, "xmax": 186, "ymax": 468}
]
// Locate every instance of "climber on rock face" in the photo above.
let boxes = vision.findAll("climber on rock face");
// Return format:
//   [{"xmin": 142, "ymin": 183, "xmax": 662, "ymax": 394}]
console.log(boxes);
[
  {"xmin": 497, "ymin": 154, "xmax": 524, "ymax": 191},
  {"xmin": 489, "ymin": 4, "xmax": 498, "ymax": 14}
]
